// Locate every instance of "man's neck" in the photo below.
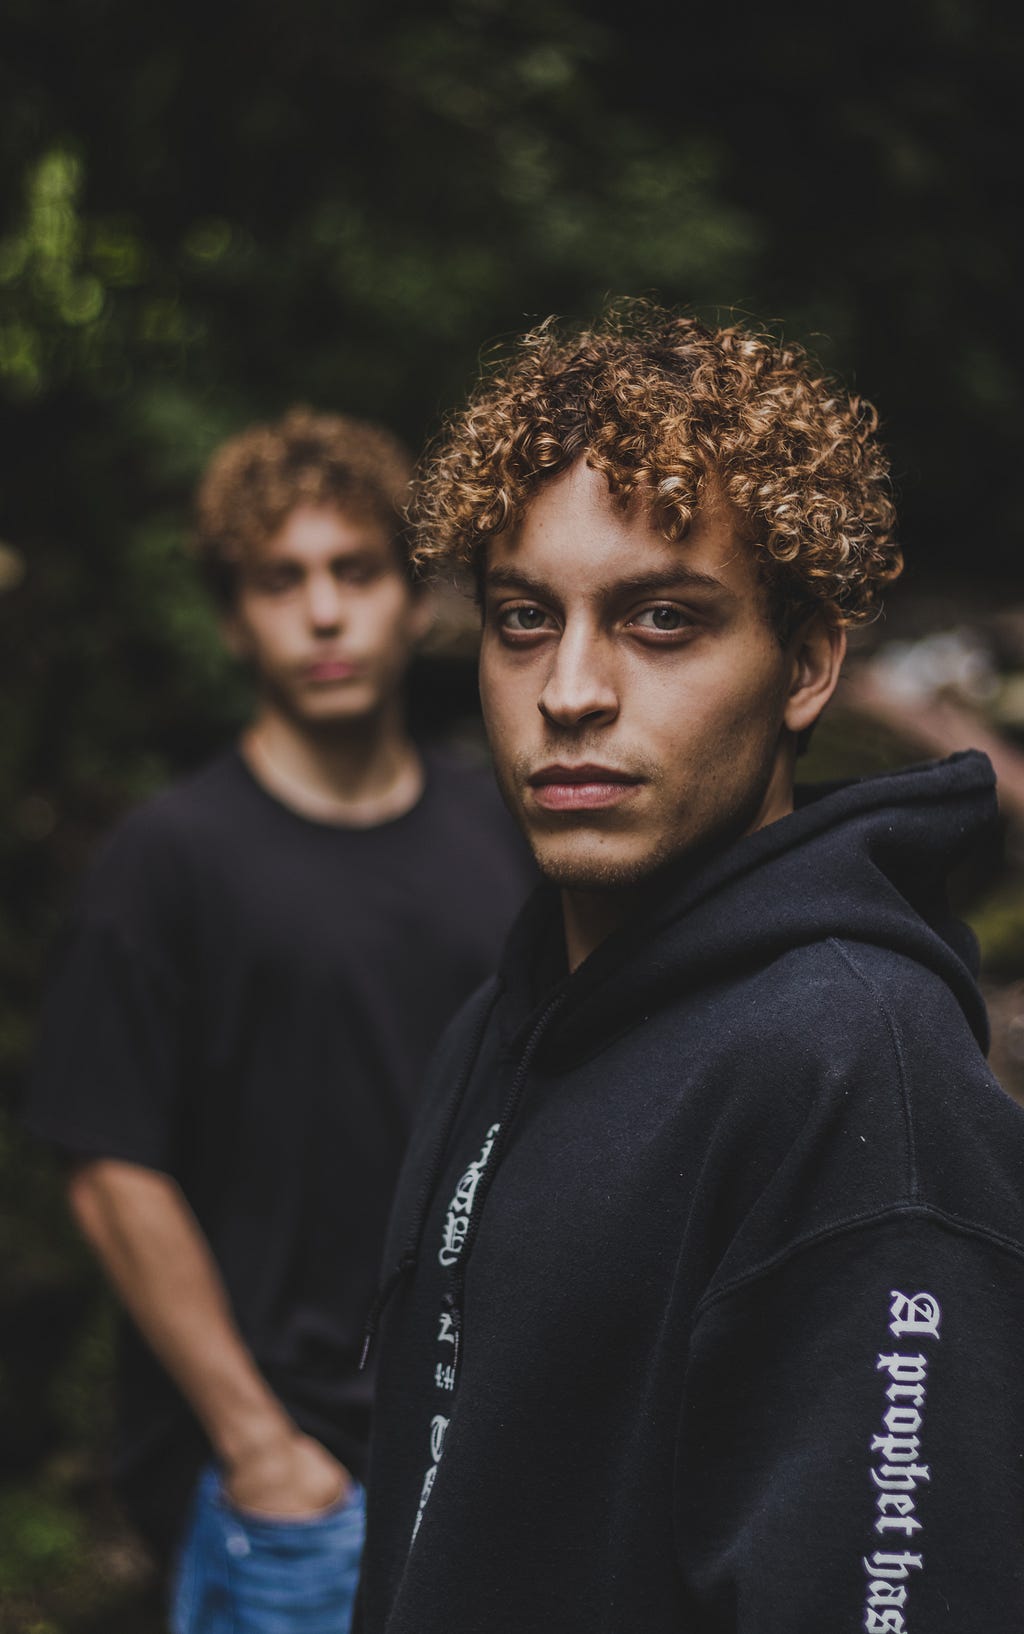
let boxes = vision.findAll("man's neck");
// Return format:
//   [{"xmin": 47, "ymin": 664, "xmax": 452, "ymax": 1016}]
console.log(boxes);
[
  {"xmin": 561, "ymin": 889, "xmax": 637, "ymax": 973},
  {"xmin": 241, "ymin": 702, "xmax": 424, "ymax": 828}
]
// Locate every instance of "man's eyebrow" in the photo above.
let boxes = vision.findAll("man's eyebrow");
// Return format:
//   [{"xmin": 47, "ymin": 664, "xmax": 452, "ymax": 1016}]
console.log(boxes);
[
  {"xmin": 597, "ymin": 567, "xmax": 735, "ymax": 600},
  {"xmin": 482, "ymin": 566, "xmax": 555, "ymax": 597},
  {"xmin": 483, "ymin": 564, "xmax": 736, "ymax": 600}
]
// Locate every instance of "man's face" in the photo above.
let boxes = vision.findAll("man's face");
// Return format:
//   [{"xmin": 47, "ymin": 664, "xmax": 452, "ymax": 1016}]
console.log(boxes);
[
  {"xmin": 480, "ymin": 461, "xmax": 827, "ymax": 893},
  {"xmin": 226, "ymin": 504, "xmax": 429, "ymax": 725}
]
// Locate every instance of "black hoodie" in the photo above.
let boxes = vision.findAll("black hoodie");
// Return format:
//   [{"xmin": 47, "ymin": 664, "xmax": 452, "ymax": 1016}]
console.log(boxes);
[{"xmin": 359, "ymin": 752, "xmax": 1024, "ymax": 1633}]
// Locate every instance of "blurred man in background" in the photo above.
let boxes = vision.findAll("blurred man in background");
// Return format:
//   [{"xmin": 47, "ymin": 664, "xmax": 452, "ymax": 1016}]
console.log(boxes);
[{"xmin": 26, "ymin": 408, "xmax": 533, "ymax": 1633}]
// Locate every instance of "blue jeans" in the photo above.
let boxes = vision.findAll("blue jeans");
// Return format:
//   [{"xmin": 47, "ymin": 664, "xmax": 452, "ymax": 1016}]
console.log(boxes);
[{"xmin": 169, "ymin": 1464, "xmax": 365, "ymax": 1634}]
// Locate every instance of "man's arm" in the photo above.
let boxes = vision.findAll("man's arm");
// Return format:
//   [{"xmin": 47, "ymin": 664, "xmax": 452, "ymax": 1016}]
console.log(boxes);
[
  {"xmin": 68, "ymin": 1157, "xmax": 350, "ymax": 1515},
  {"xmin": 674, "ymin": 1212, "xmax": 1024, "ymax": 1631}
]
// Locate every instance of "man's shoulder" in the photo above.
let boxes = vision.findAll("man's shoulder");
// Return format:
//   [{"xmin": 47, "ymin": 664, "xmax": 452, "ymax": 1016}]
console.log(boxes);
[
  {"xmin": 674, "ymin": 936, "xmax": 1006, "ymax": 1173},
  {"xmin": 109, "ymin": 749, "xmax": 247, "ymax": 840},
  {"xmin": 80, "ymin": 751, "xmax": 248, "ymax": 904},
  {"xmin": 737, "ymin": 936, "xmax": 1005, "ymax": 1121},
  {"xmin": 741, "ymin": 937, "xmax": 980, "ymax": 1057},
  {"xmin": 688, "ymin": 938, "xmax": 1024, "ymax": 1286},
  {"xmin": 756, "ymin": 939, "xmax": 1024, "ymax": 1222}
]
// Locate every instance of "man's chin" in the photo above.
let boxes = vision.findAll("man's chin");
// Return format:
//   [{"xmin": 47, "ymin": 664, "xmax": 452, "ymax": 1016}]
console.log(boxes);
[
  {"xmin": 529, "ymin": 838, "xmax": 669, "ymax": 895},
  {"xmin": 279, "ymin": 682, "xmax": 386, "ymax": 728}
]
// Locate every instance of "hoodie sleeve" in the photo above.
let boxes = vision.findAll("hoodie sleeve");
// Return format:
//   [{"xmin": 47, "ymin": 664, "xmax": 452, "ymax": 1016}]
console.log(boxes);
[{"xmin": 674, "ymin": 1209, "xmax": 1024, "ymax": 1632}]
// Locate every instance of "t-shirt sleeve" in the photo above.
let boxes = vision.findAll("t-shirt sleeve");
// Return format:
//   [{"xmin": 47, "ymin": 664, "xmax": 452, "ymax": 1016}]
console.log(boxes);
[
  {"xmin": 25, "ymin": 811, "xmax": 192, "ymax": 1172},
  {"xmin": 674, "ymin": 1211, "xmax": 1024, "ymax": 1632}
]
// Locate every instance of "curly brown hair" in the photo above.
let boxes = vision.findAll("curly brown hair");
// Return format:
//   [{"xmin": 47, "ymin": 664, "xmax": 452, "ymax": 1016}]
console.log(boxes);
[
  {"xmin": 193, "ymin": 406, "xmax": 414, "ymax": 604},
  {"xmin": 413, "ymin": 302, "xmax": 902, "ymax": 635}
]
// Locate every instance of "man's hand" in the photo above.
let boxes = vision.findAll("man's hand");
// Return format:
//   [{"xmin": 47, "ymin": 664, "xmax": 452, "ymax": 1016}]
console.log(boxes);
[{"xmin": 223, "ymin": 1427, "xmax": 353, "ymax": 1518}]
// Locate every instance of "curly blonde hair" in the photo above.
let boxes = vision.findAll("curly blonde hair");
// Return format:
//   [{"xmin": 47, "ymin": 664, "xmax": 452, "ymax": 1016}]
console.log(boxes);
[
  {"xmin": 194, "ymin": 406, "xmax": 414, "ymax": 604},
  {"xmin": 413, "ymin": 303, "xmax": 902, "ymax": 634}
]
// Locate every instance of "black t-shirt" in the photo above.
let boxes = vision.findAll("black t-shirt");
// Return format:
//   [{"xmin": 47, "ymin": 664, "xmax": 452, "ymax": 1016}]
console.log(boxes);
[{"xmin": 26, "ymin": 745, "xmax": 534, "ymax": 1553}]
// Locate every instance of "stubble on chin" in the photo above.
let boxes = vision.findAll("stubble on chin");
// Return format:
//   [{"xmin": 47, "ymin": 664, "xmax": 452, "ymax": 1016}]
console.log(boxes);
[{"xmin": 528, "ymin": 833, "xmax": 685, "ymax": 895}]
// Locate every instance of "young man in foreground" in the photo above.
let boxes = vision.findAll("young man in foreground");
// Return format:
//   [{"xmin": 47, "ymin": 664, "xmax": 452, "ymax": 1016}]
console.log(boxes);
[
  {"xmin": 357, "ymin": 308, "xmax": 1024, "ymax": 1631},
  {"xmin": 27, "ymin": 409, "xmax": 532, "ymax": 1633}
]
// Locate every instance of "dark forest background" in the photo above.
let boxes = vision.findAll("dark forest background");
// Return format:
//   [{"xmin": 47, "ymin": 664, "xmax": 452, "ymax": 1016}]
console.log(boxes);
[{"xmin": 3, "ymin": 1, "xmax": 1024, "ymax": 1627}]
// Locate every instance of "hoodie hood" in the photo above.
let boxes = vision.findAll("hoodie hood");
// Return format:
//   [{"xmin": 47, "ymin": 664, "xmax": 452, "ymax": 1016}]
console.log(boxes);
[{"xmin": 498, "ymin": 750, "xmax": 997, "ymax": 1067}]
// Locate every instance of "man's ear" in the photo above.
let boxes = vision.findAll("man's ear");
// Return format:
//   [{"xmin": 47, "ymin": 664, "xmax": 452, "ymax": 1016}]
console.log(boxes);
[{"xmin": 784, "ymin": 615, "xmax": 846, "ymax": 737}]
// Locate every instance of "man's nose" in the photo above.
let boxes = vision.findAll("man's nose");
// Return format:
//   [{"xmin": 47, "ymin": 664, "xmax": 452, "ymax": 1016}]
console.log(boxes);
[
  {"xmin": 537, "ymin": 629, "xmax": 619, "ymax": 729},
  {"xmin": 306, "ymin": 573, "xmax": 345, "ymax": 633}
]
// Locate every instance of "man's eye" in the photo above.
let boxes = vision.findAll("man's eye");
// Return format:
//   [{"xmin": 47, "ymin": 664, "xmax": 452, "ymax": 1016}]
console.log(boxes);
[
  {"xmin": 630, "ymin": 605, "xmax": 691, "ymax": 633},
  {"xmin": 256, "ymin": 567, "xmax": 299, "ymax": 593},
  {"xmin": 334, "ymin": 560, "xmax": 377, "ymax": 585},
  {"xmin": 499, "ymin": 605, "xmax": 552, "ymax": 633}
]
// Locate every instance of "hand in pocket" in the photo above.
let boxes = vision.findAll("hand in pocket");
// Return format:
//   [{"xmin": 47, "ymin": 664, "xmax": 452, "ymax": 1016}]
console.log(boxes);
[{"xmin": 224, "ymin": 1429, "xmax": 352, "ymax": 1519}]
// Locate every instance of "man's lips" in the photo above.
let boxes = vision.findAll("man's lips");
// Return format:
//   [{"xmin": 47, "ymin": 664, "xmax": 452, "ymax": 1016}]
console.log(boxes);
[
  {"xmin": 527, "ymin": 764, "xmax": 645, "ymax": 812},
  {"xmin": 302, "ymin": 658, "xmax": 360, "ymax": 683}
]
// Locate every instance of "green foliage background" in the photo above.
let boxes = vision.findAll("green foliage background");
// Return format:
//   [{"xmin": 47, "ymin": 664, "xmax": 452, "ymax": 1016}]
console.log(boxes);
[{"xmin": 2, "ymin": 1, "xmax": 1022, "ymax": 1625}]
